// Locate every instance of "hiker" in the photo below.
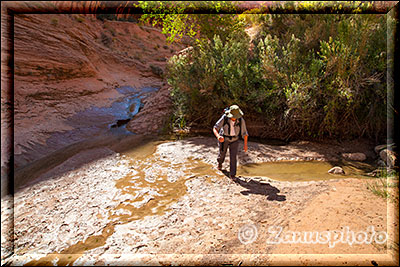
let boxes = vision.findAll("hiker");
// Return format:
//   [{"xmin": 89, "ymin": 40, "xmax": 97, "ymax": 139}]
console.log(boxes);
[{"xmin": 213, "ymin": 104, "xmax": 248, "ymax": 179}]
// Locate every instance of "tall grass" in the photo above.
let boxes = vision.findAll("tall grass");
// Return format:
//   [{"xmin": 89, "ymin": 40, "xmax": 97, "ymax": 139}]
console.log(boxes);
[{"xmin": 366, "ymin": 168, "xmax": 399, "ymax": 202}]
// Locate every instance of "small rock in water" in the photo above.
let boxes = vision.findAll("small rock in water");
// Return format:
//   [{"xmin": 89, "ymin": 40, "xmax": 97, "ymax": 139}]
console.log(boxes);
[
  {"xmin": 367, "ymin": 169, "xmax": 380, "ymax": 177},
  {"xmin": 328, "ymin": 166, "xmax": 345, "ymax": 175}
]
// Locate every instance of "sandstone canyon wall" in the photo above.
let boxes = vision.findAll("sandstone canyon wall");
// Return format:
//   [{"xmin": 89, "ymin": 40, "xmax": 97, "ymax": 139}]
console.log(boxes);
[{"xmin": 5, "ymin": 13, "xmax": 185, "ymax": 170}]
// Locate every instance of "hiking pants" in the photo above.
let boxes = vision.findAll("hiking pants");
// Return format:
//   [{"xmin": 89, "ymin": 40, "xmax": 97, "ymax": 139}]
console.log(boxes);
[{"xmin": 217, "ymin": 138, "xmax": 239, "ymax": 177}]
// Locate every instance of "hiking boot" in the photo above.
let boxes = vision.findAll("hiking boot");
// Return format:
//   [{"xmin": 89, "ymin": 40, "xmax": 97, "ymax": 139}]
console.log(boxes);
[{"xmin": 217, "ymin": 163, "xmax": 222, "ymax": 170}]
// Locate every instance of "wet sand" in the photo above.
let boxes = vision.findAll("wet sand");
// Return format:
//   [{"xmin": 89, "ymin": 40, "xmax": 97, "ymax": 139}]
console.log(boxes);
[{"xmin": 1, "ymin": 136, "xmax": 398, "ymax": 266}]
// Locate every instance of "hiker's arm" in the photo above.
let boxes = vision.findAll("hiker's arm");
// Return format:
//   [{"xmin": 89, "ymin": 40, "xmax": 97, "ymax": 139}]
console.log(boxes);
[
  {"xmin": 244, "ymin": 135, "xmax": 248, "ymax": 152},
  {"xmin": 213, "ymin": 116, "xmax": 225, "ymax": 142},
  {"xmin": 213, "ymin": 127, "xmax": 225, "ymax": 143},
  {"xmin": 213, "ymin": 127, "xmax": 220, "ymax": 138},
  {"xmin": 241, "ymin": 119, "xmax": 249, "ymax": 152}
]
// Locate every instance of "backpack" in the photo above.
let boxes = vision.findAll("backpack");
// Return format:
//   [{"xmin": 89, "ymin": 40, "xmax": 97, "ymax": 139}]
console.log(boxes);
[{"xmin": 223, "ymin": 107, "xmax": 243, "ymax": 140}]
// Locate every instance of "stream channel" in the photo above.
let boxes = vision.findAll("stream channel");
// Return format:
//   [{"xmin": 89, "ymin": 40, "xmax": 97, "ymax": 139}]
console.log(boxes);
[{"xmin": 10, "ymin": 85, "xmax": 377, "ymax": 266}]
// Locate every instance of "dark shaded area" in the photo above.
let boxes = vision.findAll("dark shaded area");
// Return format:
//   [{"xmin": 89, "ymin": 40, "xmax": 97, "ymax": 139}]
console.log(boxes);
[
  {"xmin": 1, "ymin": 6, "xmax": 15, "ymax": 200},
  {"xmin": 13, "ymin": 133, "xmax": 165, "ymax": 194},
  {"xmin": 221, "ymin": 170, "xmax": 286, "ymax": 201},
  {"xmin": 110, "ymin": 118, "xmax": 131, "ymax": 128}
]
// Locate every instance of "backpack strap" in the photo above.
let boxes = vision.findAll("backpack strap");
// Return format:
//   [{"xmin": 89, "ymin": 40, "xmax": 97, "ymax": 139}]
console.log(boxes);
[
  {"xmin": 224, "ymin": 115, "xmax": 230, "ymax": 136},
  {"xmin": 223, "ymin": 116, "xmax": 241, "ymax": 138},
  {"xmin": 238, "ymin": 117, "xmax": 242, "ymax": 138}
]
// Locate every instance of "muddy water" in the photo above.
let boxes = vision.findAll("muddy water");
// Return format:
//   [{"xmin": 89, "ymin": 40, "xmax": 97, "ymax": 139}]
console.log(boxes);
[
  {"xmin": 111, "ymin": 147, "xmax": 222, "ymax": 225},
  {"xmin": 237, "ymin": 160, "xmax": 375, "ymax": 181},
  {"xmin": 25, "ymin": 139, "xmax": 221, "ymax": 266}
]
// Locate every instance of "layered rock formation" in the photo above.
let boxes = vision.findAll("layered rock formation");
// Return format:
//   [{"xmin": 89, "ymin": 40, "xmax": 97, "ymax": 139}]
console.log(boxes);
[{"xmin": 6, "ymin": 13, "xmax": 185, "ymax": 170}]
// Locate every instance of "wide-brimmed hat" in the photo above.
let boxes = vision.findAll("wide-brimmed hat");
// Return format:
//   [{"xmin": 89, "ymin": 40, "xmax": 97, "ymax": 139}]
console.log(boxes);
[{"xmin": 225, "ymin": 104, "xmax": 244, "ymax": 119}]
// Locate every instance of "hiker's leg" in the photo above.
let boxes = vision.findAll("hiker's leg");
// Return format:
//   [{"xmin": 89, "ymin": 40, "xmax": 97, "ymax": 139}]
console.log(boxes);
[
  {"xmin": 229, "ymin": 140, "xmax": 239, "ymax": 177},
  {"xmin": 217, "ymin": 139, "xmax": 229, "ymax": 166}
]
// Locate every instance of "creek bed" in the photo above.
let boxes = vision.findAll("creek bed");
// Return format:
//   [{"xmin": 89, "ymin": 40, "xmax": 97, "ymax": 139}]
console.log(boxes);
[{"xmin": 5, "ymin": 136, "xmax": 385, "ymax": 266}]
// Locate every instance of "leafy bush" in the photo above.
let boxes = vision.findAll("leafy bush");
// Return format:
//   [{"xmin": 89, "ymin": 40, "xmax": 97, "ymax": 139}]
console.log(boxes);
[
  {"xmin": 167, "ymin": 13, "xmax": 387, "ymax": 141},
  {"xmin": 135, "ymin": 1, "xmax": 241, "ymax": 44},
  {"xmin": 167, "ymin": 31, "xmax": 275, "ymax": 129},
  {"xmin": 253, "ymin": 14, "xmax": 387, "ymax": 139}
]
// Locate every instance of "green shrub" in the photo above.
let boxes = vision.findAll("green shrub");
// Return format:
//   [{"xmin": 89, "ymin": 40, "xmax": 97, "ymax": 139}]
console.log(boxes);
[
  {"xmin": 253, "ymin": 14, "xmax": 387, "ymax": 140},
  {"xmin": 167, "ymin": 31, "xmax": 269, "ymax": 129},
  {"xmin": 167, "ymin": 14, "xmax": 387, "ymax": 140},
  {"xmin": 135, "ymin": 1, "xmax": 241, "ymax": 44}
]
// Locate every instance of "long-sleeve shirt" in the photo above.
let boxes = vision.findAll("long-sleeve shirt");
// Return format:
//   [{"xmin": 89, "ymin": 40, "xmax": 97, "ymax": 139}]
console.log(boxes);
[{"xmin": 213, "ymin": 114, "xmax": 248, "ymax": 139}]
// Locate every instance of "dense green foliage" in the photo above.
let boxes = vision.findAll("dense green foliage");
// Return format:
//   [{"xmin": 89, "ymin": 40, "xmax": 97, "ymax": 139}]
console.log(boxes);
[
  {"xmin": 135, "ymin": 1, "xmax": 240, "ymax": 44},
  {"xmin": 167, "ymin": 13, "xmax": 387, "ymax": 141}
]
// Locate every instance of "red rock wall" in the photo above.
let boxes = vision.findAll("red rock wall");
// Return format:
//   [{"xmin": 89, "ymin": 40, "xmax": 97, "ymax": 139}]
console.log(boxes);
[{"xmin": 3, "ymin": 12, "xmax": 185, "ymax": 169}]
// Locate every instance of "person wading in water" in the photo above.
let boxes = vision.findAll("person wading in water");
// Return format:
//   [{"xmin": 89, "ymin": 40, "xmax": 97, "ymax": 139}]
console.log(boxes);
[{"xmin": 213, "ymin": 105, "xmax": 248, "ymax": 179}]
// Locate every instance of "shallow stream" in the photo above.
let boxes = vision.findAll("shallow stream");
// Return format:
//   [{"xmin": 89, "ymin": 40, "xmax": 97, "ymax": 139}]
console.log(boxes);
[{"xmin": 237, "ymin": 160, "xmax": 375, "ymax": 181}]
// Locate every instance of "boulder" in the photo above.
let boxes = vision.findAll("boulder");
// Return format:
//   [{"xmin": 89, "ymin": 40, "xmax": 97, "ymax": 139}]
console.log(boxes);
[
  {"xmin": 374, "ymin": 143, "xmax": 394, "ymax": 154},
  {"xmin": 341, "ymin": 152, "xmax": 367, "ymax": 161},
  {"xmin": 328, "ymin": 166, "xmax": 345, "ymax": 175},
  {"xmin": 374, "ymin": 144, "xmax": 387, "ymax": 154},
  {"xmin": 379, "ymin": 149, "xmax": 397, "ymax": 168}
]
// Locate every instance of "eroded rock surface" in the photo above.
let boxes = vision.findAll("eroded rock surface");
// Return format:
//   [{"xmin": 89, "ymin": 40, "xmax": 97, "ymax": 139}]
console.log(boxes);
[{"xmin": 6, "ymin": 14, "xmax": 185, "ymax": 170}]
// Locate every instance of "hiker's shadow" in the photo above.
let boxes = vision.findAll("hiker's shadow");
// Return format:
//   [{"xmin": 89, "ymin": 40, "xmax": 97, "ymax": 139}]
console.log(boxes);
[{"xmin": 222, "ymin": 170, "xmax": 286, "ymax": 201}]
